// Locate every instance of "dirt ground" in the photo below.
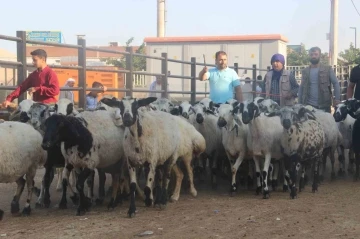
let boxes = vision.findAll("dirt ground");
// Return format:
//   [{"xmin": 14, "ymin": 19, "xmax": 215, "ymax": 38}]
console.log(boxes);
[{"xmin": 1, "ymin": 166, "xmax": 360, "ymax": 239}]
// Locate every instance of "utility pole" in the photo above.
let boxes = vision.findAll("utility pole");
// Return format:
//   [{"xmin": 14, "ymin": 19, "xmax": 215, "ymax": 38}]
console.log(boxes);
[
  {"xmin": 157, "ymin": 0, "xmax": 165, "ymax": 37},
  {"xmin": 350, "ymin": 27, "xmax": 357, "ymax": 48},
  {"xmin": 330, "ymin": 0, "xmax": 338, "ymax": 66}
]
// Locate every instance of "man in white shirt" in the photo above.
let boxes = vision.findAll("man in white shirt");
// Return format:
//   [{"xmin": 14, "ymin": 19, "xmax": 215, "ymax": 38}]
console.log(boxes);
[
  {"xmin": 148, "ymin": 76, "xmax": 170, "ymax": 98},
  {"xmin": 59, "ymin": 78, "xmax": 75, "ymax": 102},
  {"xmin": 241, "ymin": 77, "xmax": 253, "ymax": 102}
]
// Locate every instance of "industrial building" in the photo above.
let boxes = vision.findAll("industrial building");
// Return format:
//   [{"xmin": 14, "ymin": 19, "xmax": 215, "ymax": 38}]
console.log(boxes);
[{"xmin": 144, "ymin": 34, "xmax": 288, "ymax": 98}]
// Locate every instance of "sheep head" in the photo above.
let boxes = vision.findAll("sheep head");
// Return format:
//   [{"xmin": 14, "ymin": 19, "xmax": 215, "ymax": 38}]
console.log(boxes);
[
  {"xmin": 333, "ymin": 103, "xmax": 349, "ymax": 122},
  {"xmin": 239, "ymin": 100, "xmax": 260, "ymax": 124},
  {"xmin": 28, "ymin": 103, "xmax": 54, "ymax": 130}
]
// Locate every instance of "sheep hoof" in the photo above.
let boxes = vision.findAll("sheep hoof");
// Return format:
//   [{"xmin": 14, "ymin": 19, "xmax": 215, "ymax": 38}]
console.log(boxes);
[
  {"xmin": 58, "ymin": 200, "xmax": 67, "ymax": 210},
  {"xmin": 331, "ymin": 172, "xmax": 336, "ymax": 181},
  {"xmin": 290, "ymin": 187, "xmax": 297, "ymax": 199},
  {"xmin": 56, "ymin": 187, "xmax": 62, "ymax": 192},
  {"xmin": 76, "ymin": 208, "xmax": 86, "ymax": 216},
  {"xmin": 256, "ymin": 186, "xmax": 262, "ymax": 195},
  {"xmin": 262, "ymin": 190, "xmax": 270, "ymax": 199},
  {"xmin": 169, "ymin": 195, "xmax": 178, "ymax": 203},
  {"xmin": 212, "ymin": 183, "xmax": 218, "ymax": 190},
  {"xmin": 312, "ymin": 184, "xmax": 318, "ymax": 193},
  {"xmin": 0, "ymin": 209, "xmax": 4, "ymax": 221},
  {"xmin": 144, "ymin": 198, "xmax": 153, "ymax": 207},
  {"xmin": 283, "ymin": 185, "xmax": 289, "ymax": 192},
  {"xmin": 11, "ymin": 201, "xmax": 20, "ymax": 214},
  {"xmin": 159, "ymin": 204, "xmax": 167, "ymax": 210},
  {"xmin": 127, "ymin": 208, "xmax": 136, "ymax": 218},
  {"xmin": 95, "ymin": 198, "xmax": 104, "ymax": 206},
  {"xmin": 70, "ymin": 193, "xmax": 79, "ymax": 205},
  {"xmin": 353, "ymin": 175, "xmax": 359, "ymax": 182},
  {"xmin": 271, "ymin": 180, "xmax": 278, "ymax": 191},
  {"xmin": 299, "ymin": 178, "xmax": 305, "ymax": 192},
  {"xmin": 22, "ymin": 206, "xmax": 31, "ymax": 216},
  {"xmin": 107, "ymin": 198, "xmax": 116, "ymax": 210},
  {"xmin": 190, "ymin": 189, "xmax": 197, "ymax": 197},
  {"xmin": 338, "ymin": 169, "xmax": 345, "ymax": 177},
  {"xmin": 32, "ymin": 187, "xmax": 41, "ymax": 197},
  {"xmin": 35, "ymin": 202, "xmax": 43, "ymax": 209}
]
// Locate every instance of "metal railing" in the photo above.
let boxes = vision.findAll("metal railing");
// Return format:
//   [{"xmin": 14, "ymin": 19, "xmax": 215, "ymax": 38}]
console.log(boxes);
[{"xmin": 0, "ymin": 31, "xmax": 272, "ymax": 108}]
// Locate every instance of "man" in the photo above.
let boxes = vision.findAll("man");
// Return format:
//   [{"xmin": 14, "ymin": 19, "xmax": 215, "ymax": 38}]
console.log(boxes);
[
  {"xmin": 347, "ymin": 64, "xmax": 360, "ymax": 99},
  {"xmin": 2, "ymin": 49, "xmax": 59, "ymax": 107},
  {"xmin": 86, "ymin": 81, "xmax": 107, "ymax": 110},
  {"xmin": 198, "ymin": 51, "xmax": 243, "ymax": 103},
  {"xmin": 241, "ymin": 77, "xmax": 253, "ymax": 102},
  {"xmin": 263, "ymin": 53, "xmax": 299, "ymax": 106},
  {"xmin": 298, "ymin": 47, "xmax": 340, "ymax": 113},
  {"xmin": 148, "ymin": 75, "xmax": 170, "ymax": 98},
  {"xmin": 59, "ymin": 78, "xmax": 75, "ymax": 102}
]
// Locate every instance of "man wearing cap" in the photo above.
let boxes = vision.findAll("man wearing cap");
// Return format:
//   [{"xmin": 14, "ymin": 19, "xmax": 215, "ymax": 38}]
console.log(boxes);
[
  {"xmin": 298, "ymin": 47, "xmax": 340, "ymax": 112},
  {"xmin": 59, "ymin": 78, "xmax": 75, "ymax": 102},
  {"xmin": 262, "ymin": 53, "xmax": 299, "ymax": 106}
]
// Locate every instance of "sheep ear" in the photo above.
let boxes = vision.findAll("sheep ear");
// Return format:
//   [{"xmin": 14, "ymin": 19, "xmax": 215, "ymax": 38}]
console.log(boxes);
[
  {"xmin": 265, "ymin": 111, "xmax": 280, "ymax": 117},
  {"xmin": 298, "ymin": 107, "xmax": 316, "ymax": 120},
  {"xmin": 170, "ymin": 107, "xmax": 180, "ymax": 115},
  {"xmin": 137, "ymin": 97, "xmax": 158, "ymax": 109},
  {"xmin": 19, "ymin": 112, "xmax": 30, "ymax": 123},
  {"xmin": 66, "ymin": 103, "xmax": 74, "ymax": 116},
  {"xmin": 213, "ymin": 103, "xmax": 221, "ymax": 108},
  {"xmin": 232, "ymin": 101, "xmax": 239, "ymax": 108},
  {"xmin": 256, "ymin": 98, "xmax": 264, "ymax": 104},
  {"xmin": 101, "ymin": 98, "xmax": 120, "ymax": 108}
]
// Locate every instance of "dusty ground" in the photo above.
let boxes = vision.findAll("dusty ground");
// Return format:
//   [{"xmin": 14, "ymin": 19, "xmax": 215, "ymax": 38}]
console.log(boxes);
[{"xmin": 1, "ymin": 167, "xmax": 360, "ymax": 239}]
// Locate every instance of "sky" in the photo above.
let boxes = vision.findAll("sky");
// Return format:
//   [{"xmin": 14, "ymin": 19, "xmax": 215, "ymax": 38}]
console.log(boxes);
[{"xmin": 0, "ymin": 0, "xmax": 359, "ymax": 55}]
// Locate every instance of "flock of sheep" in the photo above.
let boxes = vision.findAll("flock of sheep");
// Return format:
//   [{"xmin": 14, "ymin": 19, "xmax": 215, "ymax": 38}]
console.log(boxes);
[{"xmin": 1, "ymin": 94, "xmax": 360, "ymax": 221}]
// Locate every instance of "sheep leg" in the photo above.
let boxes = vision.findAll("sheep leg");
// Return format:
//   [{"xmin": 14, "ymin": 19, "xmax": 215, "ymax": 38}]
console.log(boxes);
[
  {"xmin": 170, "ymin": 164, "xmax": 184, "ymax": 202},
  {"xmin": 272, "ymin": 161, "xmax": 279, "ymax": 191},
  {"xmin": 76, "ymin": 168, "xmax": 92, "ymax": 216},
  {"xmin": 70, "ymin": 169, "xmax": 77, "ymax": 190},
  {"xmin": 39, "ymin": 164, "xmax": 55, "ymax": 208},
  {"xmin": 59, "ymin": 164, "xmax": 79, "ymax": 209},
  {"xmin": 0, "ymin": 209, "xmax": 3, "ymax": 221},
  {"xmin": 56, "ymin": 167, "xmax": 63, "ymax": 191},
  {"xmin": 107, "ymin": 173, "xmax": 120, "ymax": 210},
  {"xmin": 127, "ymin": 164, "xmax": 137, "ymax": 218},
  {"xmin": 154, "ymin": 165, "xmax": 164, "ymax": 208},
  {"xmin": 11, "ymin": 177, "xmax": 26, "ymax": 215},
  {"xmin": 312, "ymin": 157, "xmax": 320, "ymax": 192},
  {"xmin": 262, "ymin": 153, "xmax": 272, "ymax": 199},
  {"xmin": 247, "ymin": 160, "xmax": 254, "ymax": 189},
  {"xmin": 253, "ymin": 156, "xmax": 262, "ymax": 194},
  {"xmin": 268, "ymin": 163, "xmax": 273, "ymax": 187},
  {"xmin": 86, "ymin": 170, "xmax": 95, "ymax": 201},
  {"xmin": 228, "ymin": 152, "xmax": 245, "ymax": 196},
  {"xmin": 348, "ymin": 148, "xmax": 355, "ymax": 175},
  {"xmin": 144, "ymin": 163, "xmax": 155, "ymax": 207},
  {"xmin": 320, "ymin": 148, "xmax": 330, "ymax": 182},
  {"xmin": 354, "ymin": 153, "xmax": 360, "ymax": 181},
  {"xmin": 22, "ymin": 168, "xmax": 36, "ymax": 216},
  {"xmin": 337, "ymin": 146, "xmax": 346, "ymax": 177},
  {"xmin": 95, "ymin": 169, "xmax": 106, "ymax": 206},
  {"xmin": 299, "ymin": 165, "xmax": 306, "ymax": 192},
  {"xmin": 210, "ymin": 153, "xmax": 219, "ymax": 189},
  {"xmin": 182, "ymin": 153, "xmax": 197, "ymax": 197},
  {"xmin": 329, "ymin": 147, "xmax": 337, "ymax": 181}
]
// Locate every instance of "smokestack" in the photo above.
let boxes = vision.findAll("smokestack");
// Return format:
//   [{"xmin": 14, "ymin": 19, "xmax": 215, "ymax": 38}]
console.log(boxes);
[{"xmin": 157, "ymin": 0, "xmax": 165, "ymax": 37}]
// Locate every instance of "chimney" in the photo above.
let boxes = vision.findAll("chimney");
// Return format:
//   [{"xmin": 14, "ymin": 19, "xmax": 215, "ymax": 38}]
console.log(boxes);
[
  {"xmin": 109, "ymin": 42, "xmax": 118, "ymax": 47},
  {"xmin": 157, "ymin": 0, "xmax": 165, "ymax": 37}
]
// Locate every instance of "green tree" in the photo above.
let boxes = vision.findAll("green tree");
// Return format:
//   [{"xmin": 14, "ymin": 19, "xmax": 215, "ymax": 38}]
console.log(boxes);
[
  {"xmin": 287, "ymin": 43, "xmax": 330, "ymax": 65},
  {"xmin": 338, "ymin": 43, "xmax": 360, "ymax": 65},
  {"xmin": 101, "ymin": 37, "xmax": 146, "ymax": 71}
]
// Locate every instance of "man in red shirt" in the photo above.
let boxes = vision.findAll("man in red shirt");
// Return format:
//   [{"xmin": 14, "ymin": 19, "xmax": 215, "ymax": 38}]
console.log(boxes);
[{"xmin": 2, "ymin": 49, "xmax": 60, "ymax": 107}]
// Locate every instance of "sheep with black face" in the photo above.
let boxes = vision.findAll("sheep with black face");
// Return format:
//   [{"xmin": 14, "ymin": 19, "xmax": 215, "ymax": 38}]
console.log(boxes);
[
  {"xmin": 41, "ymin": 109, "xmax": 126, "ymax": 216},
  {"xmin": 333, "ymin": 103, "xmax": 355, "ymax": 176},
  {"xmin": 238, "ymin": 98, "xmax": 284, "ymax": 198},
  {"xmin": 105, "ymin": 96, "xmax": 206, "ymax": 218}
]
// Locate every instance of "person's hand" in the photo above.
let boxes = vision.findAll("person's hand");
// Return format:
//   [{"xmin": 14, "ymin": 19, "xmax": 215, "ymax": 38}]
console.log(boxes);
[
  {"xmin": 102, "ymin": 86, "xmax": 107, "ymax": 92},
  {"xmin": 2, "ymin": 100, "xmax": 10, "ymax": 108},
  {"xmin": 27, "ymin": 87, "xmax": 38, "ymax": 95},
  {"xmin": 333, "ymin": 99, "xmax": 340, "ymax": 107},
  {"xmin": 202, "ymin": 66, "xmax": 208, "ymax": 73}
]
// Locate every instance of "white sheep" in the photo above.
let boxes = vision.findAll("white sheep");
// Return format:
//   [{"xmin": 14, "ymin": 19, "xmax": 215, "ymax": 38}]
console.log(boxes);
[
  {"xmin": 292, "ymin": 104, "xmax": 343, "ymax": 181},
  {"xmin": 192, "ymin": 101, "xmax": 225, "ymax": 188},
  {"xmin": 0, "ymin": 121, "xmax": 47, "ymax": 217},
  {"xmin": 41, "ymin": 110, "xmax": 127, "ymax": 216},
  {"xmin": 152, "ymin": 98, "xmax": 175, "ymax": 112},
  {"xmin": 334, "ymin": 103, "xmax": 356, "ymax": 176},
  {"xmin": 238, "ymin": 98, "xmax": 285, "ymax": 198},
  {"xmin": 266, "ymin": 106, "xmax": 325, "ymax": 198},
  {"xmin": 217, "ymin": 102, "xmax": 254, "ymax": 194},
  {"xmin": 114, "ymin": 97, "xmax": 206, "ymax": 218},
  {"xmin": 8, "ymin": 99, "xmax": 34, "ymax": 122}
]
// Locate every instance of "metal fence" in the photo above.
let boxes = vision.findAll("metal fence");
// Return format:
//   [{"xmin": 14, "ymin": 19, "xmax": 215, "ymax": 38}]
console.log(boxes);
[{"xmin": 0, "ymin": 31, "xmax": 352, "ymax": 109}]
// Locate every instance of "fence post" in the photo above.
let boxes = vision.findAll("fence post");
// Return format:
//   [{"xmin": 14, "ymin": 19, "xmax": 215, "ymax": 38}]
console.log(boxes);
[
  {"xmin": 161, "ymin": 53, "xmax": 168, "ymax": 98},
  {"xmin": 125, "ymin": 47, "xmax": 134, "ymax": 98},
  {"xmin": 77, "ymin": 37, "xmax": 86, "ymax": 109},
  {"xmin": 252, "ymin": 64, "xmax": 257, "ymax": 99},
  {"xmin": 16, "ymin": 31, "xmax": 27, "ymax": 103},
  {"xmin": 234, "ymin": 63, "xmax": 239, "ymax": 74},
  {"xmin": 190, "ymin": 57, "xmax": 197, "ymax": 104}
]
